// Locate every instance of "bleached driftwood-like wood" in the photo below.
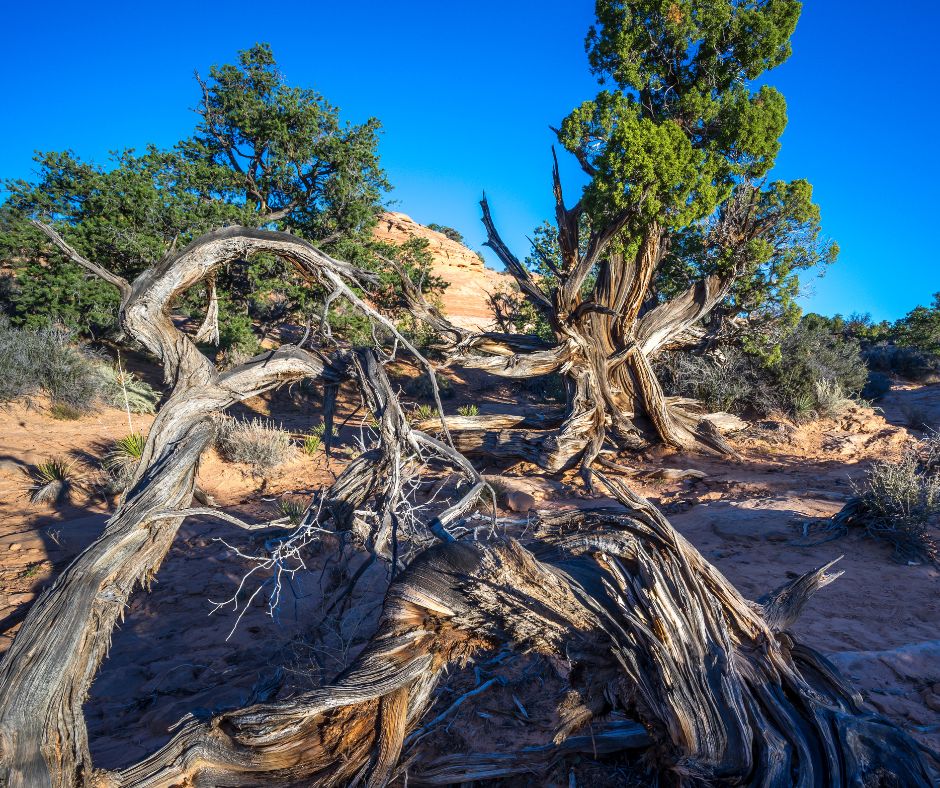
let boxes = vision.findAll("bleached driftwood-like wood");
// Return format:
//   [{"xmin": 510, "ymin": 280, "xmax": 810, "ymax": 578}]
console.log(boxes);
[
  {"xmin": 0, "ymin": 225, "xmax": 470, "ymax": 788},
  {"xmin": 100, "ymin": 477, "xmax": 934, "ymax": 787},
  {"xmin": 3, "ymin": 224, "xmax": 934, "ymax": 788}
]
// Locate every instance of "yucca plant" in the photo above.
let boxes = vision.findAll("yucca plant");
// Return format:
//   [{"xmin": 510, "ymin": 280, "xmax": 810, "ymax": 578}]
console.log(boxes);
[
  {"xmin": 276, "ymin": 496, "xmax": 308, "ymax": 525},
  {"xmin": 25, "ymin": 457, "xmax": 85, "ymax": 505},
  {"xmin": 96, "ymin": 363, "xmax": 161, "ymax": 415},
  {"xmin": 103, "ymin": 432, "xmax": 147, "ymax": 481},
  {"xmin": 457, "ymin": 404, "xmax": 480, "ymax": 417}
]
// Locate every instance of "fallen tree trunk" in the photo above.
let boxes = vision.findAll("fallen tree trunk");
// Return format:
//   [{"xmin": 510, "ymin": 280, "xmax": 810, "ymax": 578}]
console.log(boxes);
[
  {"xmin": 98, "ymin": 478, "xmax": 934, "ymax": 786},
  {"xmin": 2, "ymin": 224, "xmax": 934, "ymax": 788}
]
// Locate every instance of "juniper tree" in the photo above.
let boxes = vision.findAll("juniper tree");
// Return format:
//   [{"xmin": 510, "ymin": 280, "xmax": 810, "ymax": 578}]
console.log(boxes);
[
  {"xmin": 0, "ymin": 44, "xmax": 437, "ymax": 347},
  {"xmin": 407, "ymin": 0, "xmax": 837, "ymax": 479}
]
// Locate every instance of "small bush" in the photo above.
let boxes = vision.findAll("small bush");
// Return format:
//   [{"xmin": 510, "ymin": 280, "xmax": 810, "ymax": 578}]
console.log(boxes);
[
  {"xmin": 300, "ymin": 424, "xmax": 328, "ymax": 455},
  {"xmin": 0, "ymin": 320, "xmax": 103, "ymax": 410},
  {"xmin": 813, "ymin": 379, "xmax": 852, "ymax": 419},
  {"xmin": 24, "ymin": 457, "xmax": 86, "ymax": 505},
  {"xmin": 405, "ymin": 372, "xmax": 454, "ymax": 400},
  {"xmin": 864, "ymin": 343, "xmax": 940, "ymax": 382},
  {"xmin": 216, "ymin": 417, "xmax": 294, "ymax": 474},
  {"xmin": 457, "ymin": 404, "xmax": 480, "ymax": 417},
  {"xmin": 836, "ymin": 438, "xmax": 940, "ymax": 564},
  {"xmin": 276, "ymin": 496, "xmax": 308, "ymax": 525},
  {"xmin": 861, "ymin": 371, "xmax": 892, "ymax": 401},
  {"xmin": 411, "ymin": 403, "xmax": 437, "ymax": 422},
  {"xmin": 96, "ymin": 364, "xmax": 161, "ymax": 414}
]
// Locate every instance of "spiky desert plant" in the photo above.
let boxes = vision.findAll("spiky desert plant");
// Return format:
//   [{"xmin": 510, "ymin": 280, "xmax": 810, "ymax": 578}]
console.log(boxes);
[
  {"xmin": 103, "ymin": 432, "xmax": 147, "ymax": 481},
  {"xmin": 25, "ymin": 457, "xmax": 85, "ymax": 505},
  {"xmin": 276, "ymin": 496, "xmax": 308, "ymax": 525},
  {"xmin": 457, "ymin": 404, "xmax": 480, "ymax": 417},
  {"xmin": 96, "ymin": 363, "xmax": 161, "ymax": 415}
]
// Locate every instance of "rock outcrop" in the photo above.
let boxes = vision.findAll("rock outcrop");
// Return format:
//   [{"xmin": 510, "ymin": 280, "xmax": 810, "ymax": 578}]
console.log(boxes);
[{"xmin": 373, "ymin": 211, "xmax": 514, "ymax": 330}]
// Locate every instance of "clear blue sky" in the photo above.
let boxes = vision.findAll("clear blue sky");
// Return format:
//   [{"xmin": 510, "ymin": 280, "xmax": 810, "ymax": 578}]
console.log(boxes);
[{"xmin": 2, "ymin": 1, "xmax": 937, "ymax": 321}]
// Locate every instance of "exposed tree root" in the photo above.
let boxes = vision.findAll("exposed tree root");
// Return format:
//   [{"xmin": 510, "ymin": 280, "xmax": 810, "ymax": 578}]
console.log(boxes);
[{"xmin": 96, "ymin": 480, "xmax": 934, "ymax": 787}]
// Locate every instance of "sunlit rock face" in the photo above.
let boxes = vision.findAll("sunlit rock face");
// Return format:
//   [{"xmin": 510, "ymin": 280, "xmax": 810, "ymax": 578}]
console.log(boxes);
[{"xmin": 373, "ymin": 212, "xmax": 513, "ymax": 330}]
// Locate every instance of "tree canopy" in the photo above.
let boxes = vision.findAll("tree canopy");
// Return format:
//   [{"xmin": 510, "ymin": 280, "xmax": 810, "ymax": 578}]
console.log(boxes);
[{"xmin": 0, "ymin": 44, "xmax": 436, "ymax": 346}]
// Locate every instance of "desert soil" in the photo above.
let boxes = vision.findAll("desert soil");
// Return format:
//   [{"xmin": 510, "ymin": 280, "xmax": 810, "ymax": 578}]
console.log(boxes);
[{"xmin": 1, "ymin": 375, "xmax": 938, "ymax": 778}]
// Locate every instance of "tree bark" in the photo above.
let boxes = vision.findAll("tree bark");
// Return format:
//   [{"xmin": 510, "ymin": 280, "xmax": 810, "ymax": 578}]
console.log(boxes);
[{"xmin": 95, "ymin": 478, "xmax": 935, "ymax": 787}]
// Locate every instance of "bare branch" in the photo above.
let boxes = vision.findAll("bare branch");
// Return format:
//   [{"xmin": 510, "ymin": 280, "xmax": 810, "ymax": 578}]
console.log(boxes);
[{"xmin": 30, "ymin": 220, "xmax": 132, "ymax": 302}]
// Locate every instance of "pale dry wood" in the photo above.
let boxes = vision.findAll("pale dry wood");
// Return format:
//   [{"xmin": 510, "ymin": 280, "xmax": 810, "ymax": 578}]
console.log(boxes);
[{"xmin": 95, "ymin": 477, "xmax": 934, "ymax": 787}]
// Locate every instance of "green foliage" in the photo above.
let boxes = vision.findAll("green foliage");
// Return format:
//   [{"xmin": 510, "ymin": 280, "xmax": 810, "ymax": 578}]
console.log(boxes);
[
  {"xmin": 276, "ymin": 496, "xmax": 308, "ymax": 525},
  {"xmin": 894, "ymin": 292, "xmax": 940, "ymax": 356},
  {"xmin": 774, "ymin": 315, "xmax": 869, "ymax": 411},
  {"xmin": 300, "ymin": 424, "xmax": 330, "ymax": 456},
  {"xmin": 658, "ymin": 315, "xmax": 868, "ymax": 420},
  {"xmin": 411, "ymin": 403, "xmax": 437, "ymax": 422},
  {"xmin": 842, "ymin": 435, "xmax": 940, "ymax": 564},
  {"xmin": 25, "ymin": 457, "xmax": 85, "ymax": 505},
  {"xmin": 96, "ymin": 364, "xmax": 161, "ymax": 414},
  {"xmin": 457, "ymin": 404, "xmax": 480, "ymax": 417},
  {"xmin": 0, "ymin": 319, "xmax": 103, "ymax": 409},
  {"xmin": 102, "ymin": 432, "xmax": 147, "ymax": 491},
  {"xmin": 426, "ymin": 223, "xmax": 465, "ymax": 244},
  {"xmin": 0, "ymin": 43, "xmax": 399, "ymax": 345},
  {"xmin": 562, "ymin": 0, "xmax": 799, "ymax": 231}
]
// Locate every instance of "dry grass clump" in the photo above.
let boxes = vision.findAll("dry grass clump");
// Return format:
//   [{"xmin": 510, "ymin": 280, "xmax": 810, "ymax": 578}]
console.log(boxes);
[
  {"xmin": 24, "ymin": 457, "xmax": 87, "ymax": 505},
  {"xmin": 826, "ymin": 433, "xmax": 940, "ymax": 564},
  {"xmin": 216, "ymin": 416, "xmax": 294, "ymax": 474}
]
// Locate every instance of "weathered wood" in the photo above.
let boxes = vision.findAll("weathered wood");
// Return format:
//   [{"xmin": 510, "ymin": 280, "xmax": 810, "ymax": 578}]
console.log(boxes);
[
  {"xmin": 96, "ymin": 478, "xmax": 935, "ymax": 787},
  {"xmin": 0, "ymin": 225, "xmax": 461, "ymax": 788}
]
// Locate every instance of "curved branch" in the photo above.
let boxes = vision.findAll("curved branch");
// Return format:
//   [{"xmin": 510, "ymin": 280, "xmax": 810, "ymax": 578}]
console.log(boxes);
[
  {"xmin": 31, "ymin": 220, "xmax": 132, "ymax": 303},
  {"xmin": 479, "ymin": 195, "xmax": 553, "ymax": 315}
]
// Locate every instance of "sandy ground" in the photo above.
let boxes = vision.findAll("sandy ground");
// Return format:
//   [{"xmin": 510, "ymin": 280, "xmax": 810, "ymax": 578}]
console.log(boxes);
[{"xmin": 1, "ymin": 378, "xmax": 938, "ymax": 778}]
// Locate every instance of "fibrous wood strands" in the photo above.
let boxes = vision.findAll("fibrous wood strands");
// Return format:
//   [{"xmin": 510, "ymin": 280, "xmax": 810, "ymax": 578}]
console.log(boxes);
[{"xmin": 0, "ymin": 224, "xmax": 933, "ymax": 787}]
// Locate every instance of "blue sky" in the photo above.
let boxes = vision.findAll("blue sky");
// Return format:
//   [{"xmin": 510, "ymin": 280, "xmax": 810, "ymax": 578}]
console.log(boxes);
[{"xmin": 2, "ymin": 1, "xmax": 937, "ymax": 321}]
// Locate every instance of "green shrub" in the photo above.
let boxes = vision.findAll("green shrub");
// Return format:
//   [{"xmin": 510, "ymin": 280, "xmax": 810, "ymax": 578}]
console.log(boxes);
[
  {"xmin": 0, "ymin": 320, "xmax": 104, "ymax": 410},
  {"xmin": 457, "ymin": 404, "xmax": 480, "ymax": 417},
  {"xmin": 0, "ymin": 320, "xmax": 160, "ymax": 415},
  {"xmin": 25, "ymin": 457, "xmax": 86, "ymax": 505},
  {"xmin": 835, "ymin": 436, "xmax": 940, "ymax": 564},
  {"xmin": 216, "ymin": 417, "xmax": 294, "ymax": 474},
  {"xmin": 300, "ymin": 424, "xmax": 330, "ymax": 455},
  {"xmin": 411, "ymin": 403, "xmax": 437, "ymax": 422},
  {"xmin": 864, "ymin": 343, "xmax": 940, "ymax": 382},
  {"xmin": 862, "ymin": 371, "xmax": 892, "ymax": 401},
  {"xmin": 276, "ymin": 496, "xmax": 308, "ymax": 525},
  {"xmin": 405, "ymin": 372, "xmax": 454, "ymax": 400}
]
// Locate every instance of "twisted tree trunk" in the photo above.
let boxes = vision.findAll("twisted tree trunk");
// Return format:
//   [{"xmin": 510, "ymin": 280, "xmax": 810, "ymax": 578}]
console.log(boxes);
[
  {"xmin": 1, "ymin": 224, "xmax": 933, "ymax": 787},
  {"xmin": 99, "ymin": 480, "xmax": 935, "ymax": 787}
]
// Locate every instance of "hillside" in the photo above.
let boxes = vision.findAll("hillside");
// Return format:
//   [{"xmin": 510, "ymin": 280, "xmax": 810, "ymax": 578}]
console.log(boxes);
[{"xmin": 373, "ymin": 211, "xmax": 513, "ymax": 330}]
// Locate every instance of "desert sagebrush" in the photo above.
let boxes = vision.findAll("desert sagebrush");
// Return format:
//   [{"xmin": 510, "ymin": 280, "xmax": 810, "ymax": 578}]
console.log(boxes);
[{"xmin": 216, "ymin": 417, "xmax": 294, "ymax": 473}]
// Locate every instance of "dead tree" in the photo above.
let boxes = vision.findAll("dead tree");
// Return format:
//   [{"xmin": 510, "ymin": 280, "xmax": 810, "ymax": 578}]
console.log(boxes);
[
  {"xmin": 0, "ymin": 224, "xmax": 482, "ymax": 788},
  {"xmin": 98, "ymin": 482, "xmax": 936, "ymax": 786},
  {"xmin": 0, "ymin": 225, "xmax": 934, "ymax": 786}
]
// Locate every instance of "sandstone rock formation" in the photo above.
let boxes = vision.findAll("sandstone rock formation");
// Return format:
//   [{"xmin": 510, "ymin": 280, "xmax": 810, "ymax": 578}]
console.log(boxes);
[{"xmin": 373, "ymin": 211, "xmax": 514, "ymax": 330}]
